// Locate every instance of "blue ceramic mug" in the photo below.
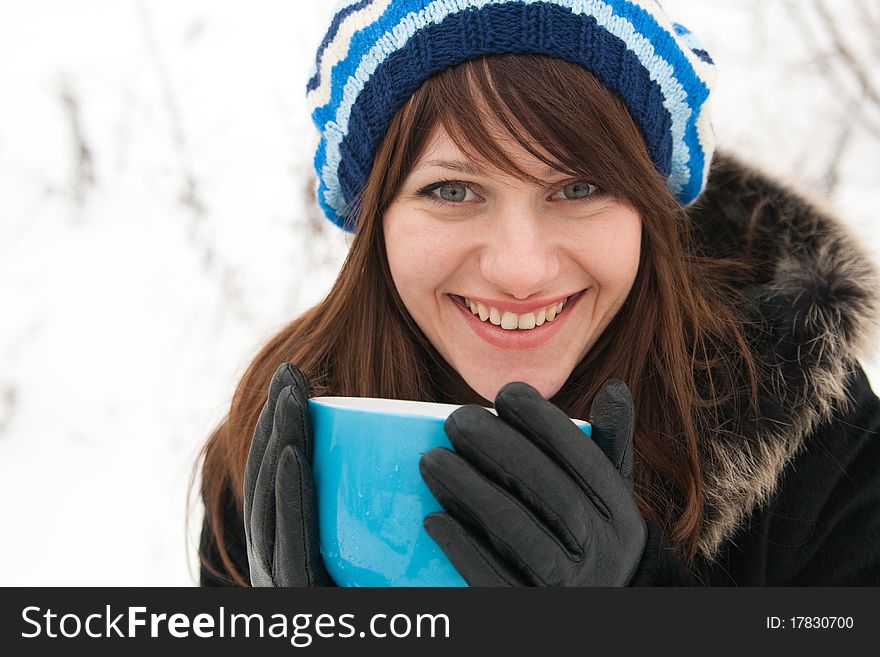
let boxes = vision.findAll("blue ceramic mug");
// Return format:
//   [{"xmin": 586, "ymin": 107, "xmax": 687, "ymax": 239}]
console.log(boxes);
[{"xmin": 307, "ymin": 396, "xmax": 592, "ymax": 587}]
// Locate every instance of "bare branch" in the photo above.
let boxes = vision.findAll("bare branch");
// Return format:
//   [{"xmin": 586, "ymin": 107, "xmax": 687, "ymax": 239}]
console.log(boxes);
[
  {"xmin": 58, "ymin": 76, "xmax": 96, "ymax": 216},
  {"xmin": 855, "ymin": 0, "xmax": 880, "ymax": 57},
  {"xmin": 785, "ymin": 0, "xmax": 880, "ymax": 139},
  {"xmin": 816, "ymin": 0, "xmax": 880, "ymax": 109},
  {"xmin": 137, "ymin": 0, "xmax": 206, "ymax": 216},
  {"xmin": 137, "ymin": 0, "xmax": 250, "ymax": 321},
  {"xmin": 820, "ymin": 94, "xmax": 859, "ymax": 194},
  {"xmin": 0, "ymin": 384, "xmax": 18, "ymax": 439}
]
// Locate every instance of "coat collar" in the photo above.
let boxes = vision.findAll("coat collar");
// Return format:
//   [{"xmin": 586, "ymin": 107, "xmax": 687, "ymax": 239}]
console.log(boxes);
[{"xmin": 687, "ymin": 153, "xmax": 879, "ymax": 558}]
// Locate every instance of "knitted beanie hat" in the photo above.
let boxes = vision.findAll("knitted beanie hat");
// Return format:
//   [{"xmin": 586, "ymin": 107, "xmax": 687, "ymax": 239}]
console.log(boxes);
[{"xmin": 308, "ymin": 0, "xmax": 716, "ymax": 232}]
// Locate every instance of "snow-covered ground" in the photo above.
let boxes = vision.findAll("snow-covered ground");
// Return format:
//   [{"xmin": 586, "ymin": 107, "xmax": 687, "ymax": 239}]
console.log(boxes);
[{"xmin": 1, "ymin": 0, "xmax": 877, "ymax": 586}]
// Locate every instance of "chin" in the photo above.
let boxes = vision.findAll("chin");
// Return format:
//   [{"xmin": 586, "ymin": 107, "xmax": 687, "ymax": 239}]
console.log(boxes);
[{"xmin": 466, "ymin": 370, "xmax": 567, "ymax": 405}]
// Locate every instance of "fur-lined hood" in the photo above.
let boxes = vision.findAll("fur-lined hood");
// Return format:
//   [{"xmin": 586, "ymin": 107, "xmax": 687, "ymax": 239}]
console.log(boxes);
[{"xmin": 687, "ymin": 153, "xmax": 880, "ymax": 559}]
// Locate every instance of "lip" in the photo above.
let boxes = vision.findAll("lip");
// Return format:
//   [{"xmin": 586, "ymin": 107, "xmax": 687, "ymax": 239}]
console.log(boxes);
[
  {"xmin": 455, "ymin": 292, "xmax": 575, "ymax": 315},
  {"xmin": 449, "ymin": 290, "xmax": 586, "ymax": 350}
]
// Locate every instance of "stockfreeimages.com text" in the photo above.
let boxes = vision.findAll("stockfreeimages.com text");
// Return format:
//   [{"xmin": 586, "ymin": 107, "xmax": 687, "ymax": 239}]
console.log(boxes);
[{"xmin": 21, "ymin": 605, "xmax": 450, "ymax": 646}]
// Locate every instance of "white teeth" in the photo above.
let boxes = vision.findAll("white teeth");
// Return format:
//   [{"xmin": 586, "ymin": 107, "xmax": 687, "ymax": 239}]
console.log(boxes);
[
  {"xmin": 517, "ymin": 313, "xmax": 536, "ymax": 330},
  {"xmin": 500, "ymin": 312, "xmax": 518, "ymax": 330},
  {"xmin": 460, "ymin": 296, "xmax": 571, "ymax": 330}
]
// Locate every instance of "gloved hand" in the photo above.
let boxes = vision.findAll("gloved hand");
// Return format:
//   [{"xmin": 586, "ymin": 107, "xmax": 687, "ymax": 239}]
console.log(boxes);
[
  {"xmin": 243, "ymin": 363, "xmax": 333, "ymax": 587},
  {"xmin": 420, "ymin": 379, "xmax": 647, "ymax": 586}
]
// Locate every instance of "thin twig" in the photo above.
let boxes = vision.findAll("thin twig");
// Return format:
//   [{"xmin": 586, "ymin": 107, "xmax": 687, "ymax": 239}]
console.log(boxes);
[
  {"xmin": 0, "ymin": 384, "xmax": 18, "ymax": 439},
  {"xmin": 137, "ymin": 0, "xmax": 249, "ymax": 321},
  {"xmin": 58, "ymin": 76, "xmax": 96, "ymax": 216},
  {"xmin": 816, "ymin": 0, "xmax": 880, "ymax": 109},
  {"xmin": 137, "ymin": 0, "xmax": 206, "ymax": 219},
  {"xmin": 855, "ymin": 0, "xmax": 880, "ymax": 58},
  {"xmin": 786, "ymin": 0, "xmax": 880, "ymax": 139},
  {"xmin": 821, "ymin": 94, "xmax": 859, "ymax": 194}
]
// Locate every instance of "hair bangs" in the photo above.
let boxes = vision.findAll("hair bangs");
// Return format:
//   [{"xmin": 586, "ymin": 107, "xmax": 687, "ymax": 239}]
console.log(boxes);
[{"xmin": 415, "ymin": 54, "xmax": 658, "ymax": 205}]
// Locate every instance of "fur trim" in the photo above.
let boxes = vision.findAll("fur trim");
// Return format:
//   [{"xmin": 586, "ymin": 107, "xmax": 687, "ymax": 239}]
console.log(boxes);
[{"xmin": 686, "ymin": 153, "xmax": 880, "ymax": 559}]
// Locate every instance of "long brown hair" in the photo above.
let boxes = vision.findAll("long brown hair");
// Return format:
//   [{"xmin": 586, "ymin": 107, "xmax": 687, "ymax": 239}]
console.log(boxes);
[{"xmin": 194, "ymin": 54, "xmax": 761, "ymax": 586}]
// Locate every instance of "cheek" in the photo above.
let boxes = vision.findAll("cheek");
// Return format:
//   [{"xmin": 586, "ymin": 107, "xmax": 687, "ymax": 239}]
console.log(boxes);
[
  {"xmin": 384, "ymin": 211, "xmax": 417, "ymax": 290},
  {"xmin": 608, "ymin": 232, "xmax": 641, "ymax": 286},
  {"xmin": 383, "ymin": 210, "xmax": 459, "ymax": 300},
  {"xmin": 573, "ymin": 210, "xmax": 642, "ymax": 288}
]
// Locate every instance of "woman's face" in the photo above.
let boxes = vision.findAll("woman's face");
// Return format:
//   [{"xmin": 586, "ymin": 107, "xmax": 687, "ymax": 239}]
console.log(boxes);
[{"xmin": 383, "ymin": 126, "xmax": 642, "ymax": 403}]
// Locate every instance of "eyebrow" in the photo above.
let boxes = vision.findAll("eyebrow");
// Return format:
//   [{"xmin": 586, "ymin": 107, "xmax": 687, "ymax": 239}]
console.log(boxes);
[
  {"xmin": 417, "ymin": 159, "xmax": 565, "ymax": 178},
  {"xmin": 418, "ymin": 159, "xmax": 487, "ymax": 176}
]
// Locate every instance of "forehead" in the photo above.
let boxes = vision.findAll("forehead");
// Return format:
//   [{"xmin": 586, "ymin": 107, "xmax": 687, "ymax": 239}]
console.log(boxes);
[{"xmin": 409, "ymin": 124, "xmax": 571, "ymax": 180}]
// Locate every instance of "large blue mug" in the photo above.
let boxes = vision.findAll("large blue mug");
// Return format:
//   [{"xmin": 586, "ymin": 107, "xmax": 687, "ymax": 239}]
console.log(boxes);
[{"xmin": 307, "ymin": 396, "xmax": 592, "ymax": 587}]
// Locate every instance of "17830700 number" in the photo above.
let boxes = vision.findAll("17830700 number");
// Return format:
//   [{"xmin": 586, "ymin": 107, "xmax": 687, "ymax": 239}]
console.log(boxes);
[{"xmin": 766, "ymin": 616, "xmax": 854, "ymax": 630}]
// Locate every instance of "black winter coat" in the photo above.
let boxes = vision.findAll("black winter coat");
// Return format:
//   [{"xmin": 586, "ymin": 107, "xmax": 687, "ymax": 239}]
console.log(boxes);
[{"xmin": 200, "ymin": 154, "xmax": 880, "ymax": 586}]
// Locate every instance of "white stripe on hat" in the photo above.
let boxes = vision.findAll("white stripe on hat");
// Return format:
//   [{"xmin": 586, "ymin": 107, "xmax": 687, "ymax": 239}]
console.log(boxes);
[{"xmin": 309, "ymin": 0, "xmax": 395, "ymax": 111}]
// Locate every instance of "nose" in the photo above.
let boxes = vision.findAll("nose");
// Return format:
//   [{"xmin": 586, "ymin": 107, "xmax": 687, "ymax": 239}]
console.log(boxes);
[{"xmin": 478, "ymin": 204, "xmax": 561, "ymax": 299}]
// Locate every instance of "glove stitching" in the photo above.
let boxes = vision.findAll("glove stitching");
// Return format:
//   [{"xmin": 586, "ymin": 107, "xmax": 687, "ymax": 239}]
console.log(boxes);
[
  {"xmin": 293, "ymin": 390, "xmax": 314, "ymax": 588},
  {"xmin": 257, "ymin": 469, "xmax": 274, "ymax": 582},
  {"xmin": 440, "ymin": 516, "xmax": 520, "ymax": 586},
  {"xmin": 266, "ymin": 387, "xmax": 300, "ymax": 586},
  {"xmin": 287, "ymin": 365, "xmax": 311, "ymax": 461},
  {"xmin": 245, "ymin": 396, "xmax": 273, "ymax": 528},
  {"xmin": 425, "ymin": 457, "xmax": 554, "ymax": 586},
  {"xmin": 448, "ymin": 416, "xmax": 584, "ymax": 560},
  {"xmin": 257, "ymin": 416, "xmax": 285, "ymax": 582},
  {"xmin": 502, "ymin": 402, "xmax": 612, "ymax": 522},
  {"xmin": 265, "ymin": 388, "xmax": 294, "ymax": 586},
  {"xmin": 292, "ymin": 446, "xmax": 314, "ymax": 587}
]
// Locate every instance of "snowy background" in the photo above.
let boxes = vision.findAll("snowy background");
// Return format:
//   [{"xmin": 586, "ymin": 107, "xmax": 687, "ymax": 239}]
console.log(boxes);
[{"xmin": 1, "ymin": 0, "xmax": 878, "ymax": 586}]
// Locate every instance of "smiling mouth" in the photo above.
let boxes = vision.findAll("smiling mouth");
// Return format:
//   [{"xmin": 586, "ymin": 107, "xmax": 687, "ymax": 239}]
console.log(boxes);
[{"xmin": 449, "ymin": 290, "xmax": 585, "ymax": 331}]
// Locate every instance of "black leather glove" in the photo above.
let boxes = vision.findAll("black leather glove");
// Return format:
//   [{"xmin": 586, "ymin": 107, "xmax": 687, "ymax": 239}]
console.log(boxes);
[
  {"xmin": 243, "ymin": 363, "xmax": 332, "ymax": 587},
  {"xmin": 420, "ymin": 379, "xmax": 647, "ymax": 586}
]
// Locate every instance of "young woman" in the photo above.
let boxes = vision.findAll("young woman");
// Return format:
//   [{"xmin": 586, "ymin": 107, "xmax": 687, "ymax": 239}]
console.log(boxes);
[{"xmin": 197, "ymin": 0, "xmax": 880, "ymax": 586}]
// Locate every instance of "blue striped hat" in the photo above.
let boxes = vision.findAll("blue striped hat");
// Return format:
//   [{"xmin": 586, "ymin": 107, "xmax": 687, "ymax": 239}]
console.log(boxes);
[{"xmin": 308, "ymin": 0, "xmax": 716, "ymax": 232}]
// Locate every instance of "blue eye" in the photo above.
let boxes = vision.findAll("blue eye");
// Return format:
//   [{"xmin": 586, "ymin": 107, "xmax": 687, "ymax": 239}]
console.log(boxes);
[
  {"xmin": 416, "ymin": 180, "xmax": 476, "ymax": 204},
  {"xmin": 437, "ymin": 183, "xmax": 470, "ymax": 202},
  {"xmin": 554, "ymin": 181, "xmax": 600, "ymax": 200}
]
